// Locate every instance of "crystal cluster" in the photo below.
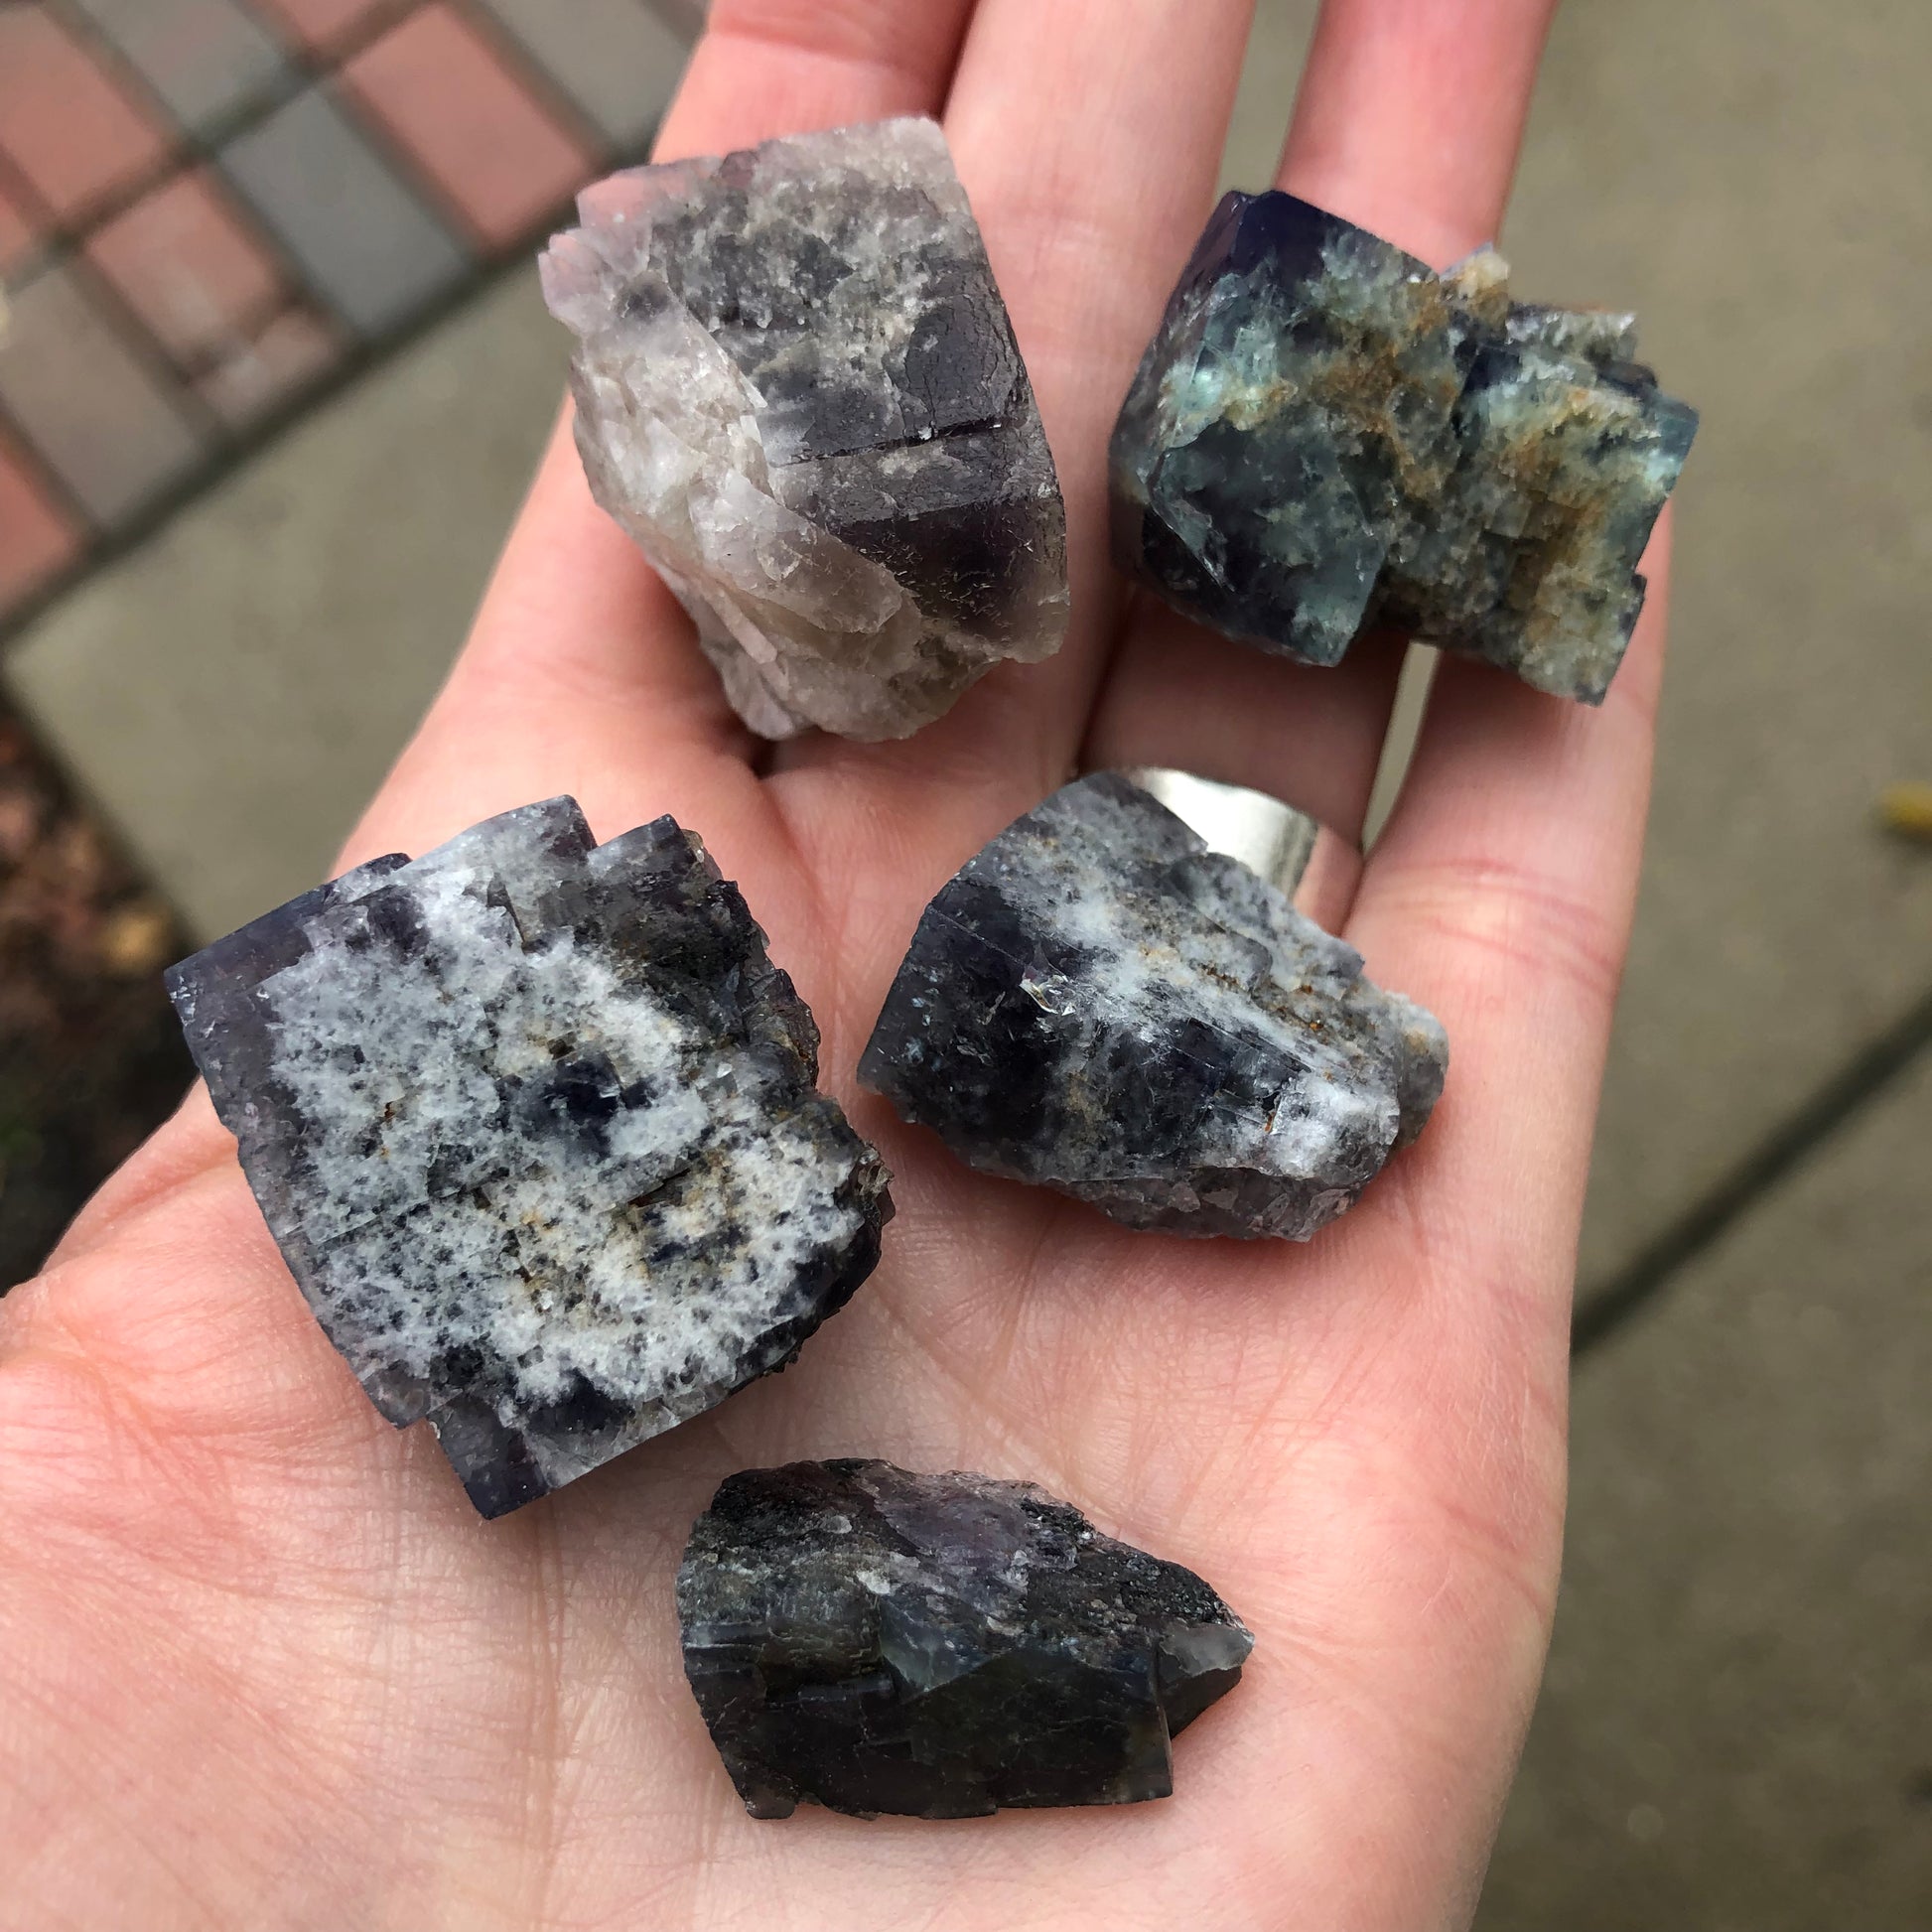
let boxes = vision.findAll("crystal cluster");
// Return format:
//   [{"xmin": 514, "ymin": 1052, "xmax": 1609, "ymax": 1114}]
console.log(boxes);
[
  {"xmin": 677, "ymin": 1458, "xmax": 1252, "ymax": 1818},
  {"xmin": 1111, "ymin": 191, "xmax": 1699, "ymax": 701},
  {"xmin": 167, "ymin": 798, "xmax": 891, "ymax": 1518},
  {"xmin": 861, "ymin": 772, "xmax": 1447, "ymax": 1240},
  {"xmin": 542, "ymin": 117, "xmax": 1068, "ymax": 742}
]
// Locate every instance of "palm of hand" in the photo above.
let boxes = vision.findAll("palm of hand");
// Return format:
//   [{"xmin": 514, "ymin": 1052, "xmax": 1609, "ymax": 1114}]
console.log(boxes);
[{"xmin": 1, "ymin": 3, "xmax": 1661, "ymax": 1926}]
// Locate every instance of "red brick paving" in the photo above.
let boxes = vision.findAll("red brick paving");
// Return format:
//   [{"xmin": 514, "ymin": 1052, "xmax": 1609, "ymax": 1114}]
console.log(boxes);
[
  {"xmin": 86, "ymin": 168, "xmax": 286, "ymax": 368},
  {"xmin": 0, "ymin": 7, "xmax": 172, "ymax": 223},
  {"xmin": 247, "ymin": 0, "xmax": 400, "ymax": 54},
  {"xmin": 0, "ymin": 183, "xmax": 39, "ymax": 277},
  {"xmin": 476, "ymin": 0, "xmax": 686, "ymax": 150},
  {"xmin": 0, "ymin": 436, "xmax": 85, "ymax": 610},
  {"xmin": 0, "ymin": 264, "xmax": 207, "ymax": 526},
  {"xmin": 0, "ymin": 0, "xmax": 677, "ymax": 622},
  {"xmin": 342, "ymin": 3, "xmax": 596, "ymax": 250},
  {"xmin": 196, "ymin": 303, "xmax": 343, "ymax": 426},
  {"xmin": 69, "ymin": 0, "xmax": 291, "ymax": 137}
]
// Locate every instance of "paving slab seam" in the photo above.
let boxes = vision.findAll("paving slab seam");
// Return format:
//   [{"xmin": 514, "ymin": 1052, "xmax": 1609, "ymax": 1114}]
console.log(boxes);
[
  {"xmin": 0, "ymin": 237, "xmax": 576, "ymax": 654},
  {"xmin": 439, "ymin": 0, "xmax": 622, "ymax": 171},
  {"xmin": 0, "ymin": 165, "xmax": 236, "ymax": 446},
  {"xmin": 1, "ymin": 0, "xmax": 691, "ymax": 619},
  {"xmin": 1573, "ymin": 979, "xmax": 1932, "ymax": 1356},
  {"xmin": 0, "ymin": 386, "xmax": 95, "ymax": 544},
  {"xmin": 34, "ymin": 0, "xmax": 418, "ymax": 220}
]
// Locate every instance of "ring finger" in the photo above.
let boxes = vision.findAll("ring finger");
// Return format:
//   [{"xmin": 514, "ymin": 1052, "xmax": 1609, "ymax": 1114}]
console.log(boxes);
[{"xmin": 1082, "ymin": 0, "xmax": 1559, "ymax": 856}]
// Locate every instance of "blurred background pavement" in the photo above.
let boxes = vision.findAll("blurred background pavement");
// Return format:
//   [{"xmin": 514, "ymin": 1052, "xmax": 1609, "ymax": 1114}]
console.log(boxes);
[{"xmin": 0, "ymin": 1, "xmax": 1927, "ymax": 1921}]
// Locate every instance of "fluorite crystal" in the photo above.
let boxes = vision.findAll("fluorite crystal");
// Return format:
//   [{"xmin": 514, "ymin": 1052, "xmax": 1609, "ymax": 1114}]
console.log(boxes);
[
  {"xmin": 860, "ymin": 772, "xmax": 1446, "ymax": 1240},
  {"xmin": 677, "ymin": 1459, "xmax": 1252, "ymax": 1818},
  {"xmin": 166, "ymin": 798, "xmax": 891, "ymax": 1518},
  {"xmin": 541, "ymin": 117, "xmax": 1068, "ymax": 742},
  {"xmin": 1111, "ymin": 191, "xmax": 1698, "ymax": 701}
]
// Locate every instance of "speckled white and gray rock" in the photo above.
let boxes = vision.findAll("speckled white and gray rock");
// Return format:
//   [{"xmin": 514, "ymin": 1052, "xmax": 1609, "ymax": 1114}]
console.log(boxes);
[
  {"xmin": 1367, "ymin": 284, "xmax": 1699, "ymax": 699},
  {"xmin": 166, "ymin": 798, "xmax": 892, "ymax": 1517},
  {"xmin": 541, "ymin": 117, "xmax": 1067, "ymax": 742},
  {"xmin": 861, "ymin": 773, "xmax": 1446, "ymax": 1240},
  {"xmin": 678, "ymin": 1459, "xmax": 1253, "ymax": 1819}
]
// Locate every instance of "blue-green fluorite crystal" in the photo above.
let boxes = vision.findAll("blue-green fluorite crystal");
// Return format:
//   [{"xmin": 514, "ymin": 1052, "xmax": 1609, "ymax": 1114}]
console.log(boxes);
[{"xmin": 1111, "ymin": 192, "xmax": 1698, "ymax": 702}]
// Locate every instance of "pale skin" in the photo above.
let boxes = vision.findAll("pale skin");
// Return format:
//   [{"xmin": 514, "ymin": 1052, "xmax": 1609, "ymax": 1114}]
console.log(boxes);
[{"xmin": 0, "ymin": 1, "xmax": 1672, "ymax": 1925}]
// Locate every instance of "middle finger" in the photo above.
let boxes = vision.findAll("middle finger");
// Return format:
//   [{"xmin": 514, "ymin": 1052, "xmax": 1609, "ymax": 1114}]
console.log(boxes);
[
  {"xmin": 769, "ymin": 0, "xmax": 1260, "ymax": 869},
  {"xmin": 1083, "ymin": 0, "xmax": 1559, "ymax": 846}
]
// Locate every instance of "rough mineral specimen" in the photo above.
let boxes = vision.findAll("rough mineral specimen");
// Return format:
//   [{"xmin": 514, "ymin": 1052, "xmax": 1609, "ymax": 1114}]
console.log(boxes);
[
  {"xmin": 541, "ymin": 117, "xmax": 1068, "ymax": 742},
  {"xmin": 677, "ymin": 1458, "xmax": 1253, "ymax": 1818},
  {"xmin": 860, "ymin": 772, "xmax": 1446, "ymax": 1240},
  {"xmin": 1111, "ymin": 190, "xmax": 1698, "ymax": 701},
  {"xmin": 166, "ymin": 798, "xmax": 892, "ymax": 1518}
]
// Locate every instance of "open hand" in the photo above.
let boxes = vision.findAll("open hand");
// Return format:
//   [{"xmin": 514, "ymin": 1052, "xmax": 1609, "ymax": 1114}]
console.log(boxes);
[{"xmin": 1, "ymin": 3, "xmax": 1669, "ymax": 1926}]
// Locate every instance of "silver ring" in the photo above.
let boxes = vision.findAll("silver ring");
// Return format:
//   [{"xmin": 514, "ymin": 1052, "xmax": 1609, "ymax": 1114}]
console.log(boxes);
[{"xmin": 1120, "ymin": 767, "xmax": 1363, "ymax": 932}]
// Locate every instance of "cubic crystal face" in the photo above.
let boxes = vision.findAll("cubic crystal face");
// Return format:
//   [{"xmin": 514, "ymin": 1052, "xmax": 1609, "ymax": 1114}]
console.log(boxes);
[
  {"xmin": 1111, "ymin": 191, "xmax": 1699, "ymax": 701},
  {"xmin": 677, "ymin": 1458, "xmax": 1253, "ymax": 1819},
  {"xmin": 167, "ymin": 798, "xmax": 892, "ymax": 1518},
  {"xmin": 542, "ymin": 116, "xmax": 1068, "ymax": 742},
  {"xmin": 860, "ymin": 772, "xmax": 1447, "ymax": 1241}
]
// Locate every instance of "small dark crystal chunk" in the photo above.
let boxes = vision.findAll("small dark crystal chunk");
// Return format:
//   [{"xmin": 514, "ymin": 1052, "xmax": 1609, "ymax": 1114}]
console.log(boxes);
[
  {"xmin": 860, "ymin": 773, "xmax": 1446, "ymax": 1240},
  {"xmin": 1111, "ymin": 190, "xmax": 1698, "ymax": 701},
  {"xmin": 167, "ymin": 797, "xmax": 892, "ymax": 1517},
  {"xmin": 677, "ymin": 1459, "xmax": 1253, "ymax": 1819}
]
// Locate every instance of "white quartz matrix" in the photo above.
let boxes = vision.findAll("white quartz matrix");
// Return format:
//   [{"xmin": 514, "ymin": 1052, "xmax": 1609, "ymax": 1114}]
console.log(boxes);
[{"xmin": 167, "ymin": 798, "xmax": 892, "ymax": 1516}]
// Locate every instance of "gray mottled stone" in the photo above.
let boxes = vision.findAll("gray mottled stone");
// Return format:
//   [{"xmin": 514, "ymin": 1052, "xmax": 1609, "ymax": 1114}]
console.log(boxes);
[
  {"xmin": 678, "ymin": 1458, "xmax": 1253, "ymax": 1819},
  {"xmin": 1370, "ymin": 288, "xmax": 1700, "ymax": 700},
  {"xmin": 166, "ymin": 798, "xmax": 892, "ymax": 1517},
  {"xmin": 860, "ymin": 772, "xmax": 1447, "ymax": 1241},
  {"xmin": 541, "ymin": 117, "xmax": 1068, "ymax": 742},
  {"xmin": 1111, "ymin": 191, "xmax": 1697, "ymax": 701}
]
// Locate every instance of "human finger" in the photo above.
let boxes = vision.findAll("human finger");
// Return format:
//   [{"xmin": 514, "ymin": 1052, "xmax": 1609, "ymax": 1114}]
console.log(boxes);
[
  {"xmin": 766, "ymin": 0, "xmax": 1261, "ymax": 855},
  {"xmin": 1344, "ymin": 516, "xmax": 1676, "ymax": 1285},
  {"xmin": 1083, "ymin": 0, "xmax": 1558, "ymax": 855}
]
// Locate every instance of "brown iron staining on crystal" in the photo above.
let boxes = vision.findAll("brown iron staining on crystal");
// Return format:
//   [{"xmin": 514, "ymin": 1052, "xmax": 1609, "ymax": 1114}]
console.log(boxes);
[{"xmin": 1113, "ymin": 192, "xmax": 1697, "ymax": 700}]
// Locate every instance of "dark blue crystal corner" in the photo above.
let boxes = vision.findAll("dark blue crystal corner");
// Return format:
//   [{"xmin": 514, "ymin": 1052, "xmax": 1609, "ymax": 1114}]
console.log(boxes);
[
  {"xmin": 1110, "ymin": 190, "xmax": 1698, "ymax": 700},
  {"xmin": 1111, "ymin": 192, "xmax": 1463, "ymax": 668}
]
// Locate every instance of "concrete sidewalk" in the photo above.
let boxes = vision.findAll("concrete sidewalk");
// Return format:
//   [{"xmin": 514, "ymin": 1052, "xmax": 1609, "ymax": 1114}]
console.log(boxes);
[
  {"xmin": 6, "ymin": 261, "xmax": 560, "ymax": 929},
  {"xmin": 3, "ymin": 1, "xmax": 1928, "ymax": 1920},
  {"xmin": 1480, "ymin": 1053, "xmax": 1932, "ymax": 1929}
]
